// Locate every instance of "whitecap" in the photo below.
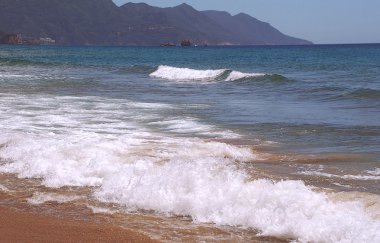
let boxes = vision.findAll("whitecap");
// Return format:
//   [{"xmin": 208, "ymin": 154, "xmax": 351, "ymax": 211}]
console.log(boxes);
[
  {"xmin": 149, "ymin": 65, "xmax": 270, "ymax": 82},
  {"xmin": 149, "ymin": 65, "xmax": 226, "ymax": 81},
  {"xmin": 225, "ymin": 71, "xmax": 266, "ymax": 81}
]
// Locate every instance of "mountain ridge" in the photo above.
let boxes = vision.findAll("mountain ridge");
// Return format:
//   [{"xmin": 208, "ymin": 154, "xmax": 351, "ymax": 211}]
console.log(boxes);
[{"xmin": 0, "ymin": 0, "xmax": 312, "ymax": 45}]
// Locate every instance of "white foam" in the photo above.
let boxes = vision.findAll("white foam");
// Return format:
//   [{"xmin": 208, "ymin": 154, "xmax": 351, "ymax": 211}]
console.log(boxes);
[
  {"xmin": 150, "ymin": 65, "xmax": 226, "ymax": 81},
  {"xmin": 27, "ymin": 193, "xmax": 82, "ymax": 205},
  {"xmin": 152, "ymin": 119, "xmax": 214, "ymax": 133},
  {"xmin": 0, "ymin": 184, "xmax": 10, "ymax": 192},
  {"xmin": 329, "ymin": 191, "xmax": 380, "ymax": 221},
  {"xmin": 0, "ymin": 74, "xmax": 33, "ymax": 78},
  {"xmin": 332, "ymin": 182, "xmax": 352, "ymax": 188},
  {"xmin": 0, "ymin": 132, "xmax": 253, "ymax": 188},
  {"xmin": 225, "ymin": 71, "xmax": 266, "ymax": 81},
  {"xmin": 299, "ymin": 170, "xmax": 380, "ymax": 181},
  {"xmin": 95, "ymin": 161, "xmax": 380, "ymax": 243},
  {"xmin": 88, "ymin": 206, "xmax": 116, "ymax": 215},
  {"xmin": 1, "ymin": 94, "xmax": 380, "ymax": 242},
  {"xmin": 367, "ymin": 168, "xmax": 380, "ymax": 176},
  {"xmin": 1, "ymin": 131, "xmax": 380, "ymax": 242},
  {"xmin": 0, "ymin": 135, "xmax": 380, "ymax": 242},
  {"xmin": 129, "ymin": 102, "xmax": 175, "ymax": 109},
  {"xmin": 149, "ymin": 65, "xmax": 269, "ymax": 82},
  {"xmin": 150, "ymin": 118, "xmax": 240, "ymax": 138}
]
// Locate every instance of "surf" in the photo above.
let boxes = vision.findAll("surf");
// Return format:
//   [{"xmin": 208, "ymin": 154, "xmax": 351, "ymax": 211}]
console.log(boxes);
[
  {"xmin": 149, "ymin": 65, "xmax": 277, "ymax": 82},
  {"xmin": 0, "ymin": 93, "xmax": 379, "ymax": 242}
]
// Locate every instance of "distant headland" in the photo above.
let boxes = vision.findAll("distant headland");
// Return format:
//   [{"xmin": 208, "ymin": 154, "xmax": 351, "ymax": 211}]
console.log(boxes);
[{"xmin": 0, "ymin": 0, "xmax": 312, "ymax": 46}]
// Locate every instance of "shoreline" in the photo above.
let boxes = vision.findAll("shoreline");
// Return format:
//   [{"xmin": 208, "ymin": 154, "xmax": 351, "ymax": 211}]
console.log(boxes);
[
  {"xmin": 0, "ymin": 183, "xmax": 287, "ymax": 242},
  {"xmin": 0, "ymin": 205, "xmax": 158, "ymax": 243}
]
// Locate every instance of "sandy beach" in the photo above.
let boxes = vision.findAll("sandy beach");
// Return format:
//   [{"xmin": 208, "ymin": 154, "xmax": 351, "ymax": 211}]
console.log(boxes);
[
  {"xmin": 0, "ymin": 186, "xmax": 157, "ymax": 243},
  {"xmin": 0, "ymin": 205, "xmax": 157, "ymax": 243}
]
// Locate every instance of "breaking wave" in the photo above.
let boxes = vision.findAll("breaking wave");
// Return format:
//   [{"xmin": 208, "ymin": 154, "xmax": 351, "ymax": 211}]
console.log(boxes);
[
  {"xmin": 0, "ymin": 94, "xmax": 379, "ymax": 242},
  {"xmin": 1, "ymin": 131, "xmax": 380, "ymax": 242},
  {"xmin": 225, "ymin": 70, "xmax": 266, "ymax": 81},
  {"xmin": 149, "ymin": 65, "xmax": 281, "ymax": 82},
  {"xmin": 150, "ymin": 65, "xmax": 227, "ymax": 81}
]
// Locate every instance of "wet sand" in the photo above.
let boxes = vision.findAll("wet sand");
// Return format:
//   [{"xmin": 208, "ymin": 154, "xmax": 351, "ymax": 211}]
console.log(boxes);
[
  {"xmin": 0, "ymin": 206, "xmax": 158, "ymax": 243},
  {"xmin": 0, "ymin": 174, "xmax": 289, "ymax": 243}
]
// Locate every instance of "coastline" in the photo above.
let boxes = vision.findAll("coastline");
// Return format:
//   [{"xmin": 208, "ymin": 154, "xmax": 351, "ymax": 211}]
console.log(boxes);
[{"xmin": 0, "ymin": 178, "xmax": 287, "ymax": 242}]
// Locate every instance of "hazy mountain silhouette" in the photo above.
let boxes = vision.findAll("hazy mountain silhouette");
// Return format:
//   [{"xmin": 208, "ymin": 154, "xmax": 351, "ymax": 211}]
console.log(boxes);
[
  {"xmin": 203, "ymin": 11, "xmax": 310, "ymax": 45},
  {"xmin": 0, "ymin": 0, "xmax": 312, "ymax": 45}
]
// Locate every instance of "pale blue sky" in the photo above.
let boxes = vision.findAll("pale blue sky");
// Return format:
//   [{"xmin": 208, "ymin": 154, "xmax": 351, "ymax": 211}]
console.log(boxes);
[{"xmin": 113, "ymin": 0, "xmax": 380, "ymax": 44}]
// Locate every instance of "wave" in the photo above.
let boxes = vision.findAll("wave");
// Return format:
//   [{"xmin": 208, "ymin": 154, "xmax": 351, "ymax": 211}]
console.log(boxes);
[
  {"xmin": 149, "ymin": 65, "xmax": 284, "ymax": 82},
  {"xmin": 367, "ymin": 168, "xmax": 380, "ymax": 175},
  {"xmin": 150, "ymin": 65, "xmax": 227, "ymax": 81},
  {"xmin": 0, "ymin": 74, "xmax": 35, "ymax": 79},
  {"xmin": 0, "ymin": 57, "xmax": 91, "ymax": 69},
  {"xmin": 1, "ymin": 132, "xmax": 380, "ymax": 242},
  {"xmin": 0, "ymin": 94, "xmax": 380, "ymax": 242},
  {"xmin": 298, "ymin": 170, "xmax": 380, "ymax": 181},
  {"xmin": 342, "ymin": 88, "xmax": 380, "ymax": 100},
  {"xmin": 0, "ymin": 59, "xmax": 288, "ymax": 83},
  {"xmin": 310, "ymin": 86, "xmax": 347, "ymax": 93},
  {"xmin": 0, "ymin": 81, "xmax": 380, "ymax": 242},
  {"xmin": 225, "ymin": 70, "xmax": 266, "ymax": 81},
  {"xmin": 114, "ymin": 65, "xmax": 157, "ymax": 74},
  {"xmin": 0, "ymin": 57, "xmax": 56, "ymax": 67},
  {"xmin": 308, "ymin": 86, "xmax": 380, "ymax": 102}
]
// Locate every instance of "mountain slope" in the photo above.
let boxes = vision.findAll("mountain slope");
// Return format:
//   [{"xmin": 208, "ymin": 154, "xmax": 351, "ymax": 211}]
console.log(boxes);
[
  {"xmin": 117, "ymin": 3, "xmax": 235, "ymax": 45},
  {"xmin": 0, "ymin": 0, "xmax": 122, "ymax": 44},
  {"xmin": 0, "ymin": 0, "xmax": 312, "ymax": 45},
  {"xmin": 203, "ymin": 10, "xmax": 311, "ymax": 45}
]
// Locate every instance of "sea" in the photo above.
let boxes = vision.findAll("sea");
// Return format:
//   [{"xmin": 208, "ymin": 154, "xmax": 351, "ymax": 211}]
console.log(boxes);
[{"xmin": 0, "ymin": 44, "xmax": 379, "ymax": 242}]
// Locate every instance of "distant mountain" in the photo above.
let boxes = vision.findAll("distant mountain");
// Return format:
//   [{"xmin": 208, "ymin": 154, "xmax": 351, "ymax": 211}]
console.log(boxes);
[
  {"xmin": 203, "ymin": 11, "xmax": 310, "ymax": 45},
  {"xmin": 0, "ymin": 0, "xmax": 312, "ymax": 45},
  {"xmin": 0, "ymin": 0, "xmax": 122, "ymax": 45}
]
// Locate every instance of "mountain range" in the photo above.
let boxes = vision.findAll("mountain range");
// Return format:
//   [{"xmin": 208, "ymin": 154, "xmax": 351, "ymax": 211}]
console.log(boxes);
[{"xmin": 0, "ymin": 0, "xmax": 312, "ymax": 45}]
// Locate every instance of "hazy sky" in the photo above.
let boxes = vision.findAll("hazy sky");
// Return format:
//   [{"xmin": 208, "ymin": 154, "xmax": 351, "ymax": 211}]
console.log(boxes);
[{"xmin": 113, "ymin": 0, "xmax": 380, "ymax": 44}]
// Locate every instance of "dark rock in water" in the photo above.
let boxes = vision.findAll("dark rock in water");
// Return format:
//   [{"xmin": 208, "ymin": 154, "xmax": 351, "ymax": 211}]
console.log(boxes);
[
  {"xmin": 0, "ymin": 33, "xmax": 22, "ymax": 44},
  {"xmin": 181, "ymin": 40, "xmax": 191, "ymax": 47},
  {"xmin": 0, "ymin": 0, "xmax": 312, "ymax": 46},
  {"xmin": 160, "ymin": 43, "xmax": 176, "ymax": 47}
]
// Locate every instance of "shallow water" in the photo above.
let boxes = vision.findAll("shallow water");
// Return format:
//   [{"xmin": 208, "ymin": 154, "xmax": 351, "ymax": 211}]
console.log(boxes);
[{"xmin": 0, "ymin": 44, "xmax": 379, "ymax": 242}]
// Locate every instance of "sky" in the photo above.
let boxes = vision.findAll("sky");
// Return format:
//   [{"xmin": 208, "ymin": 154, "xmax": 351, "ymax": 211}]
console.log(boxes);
[{"xmin": 113, "ymin": 0, "xmax": 380, "ymax": 44}]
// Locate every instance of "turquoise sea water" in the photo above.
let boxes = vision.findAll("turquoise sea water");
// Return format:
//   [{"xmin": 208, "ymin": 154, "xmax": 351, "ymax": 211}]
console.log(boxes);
[{"xmin": 1, "ymin": 44, "xmax": 380, "ymax": 242}]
